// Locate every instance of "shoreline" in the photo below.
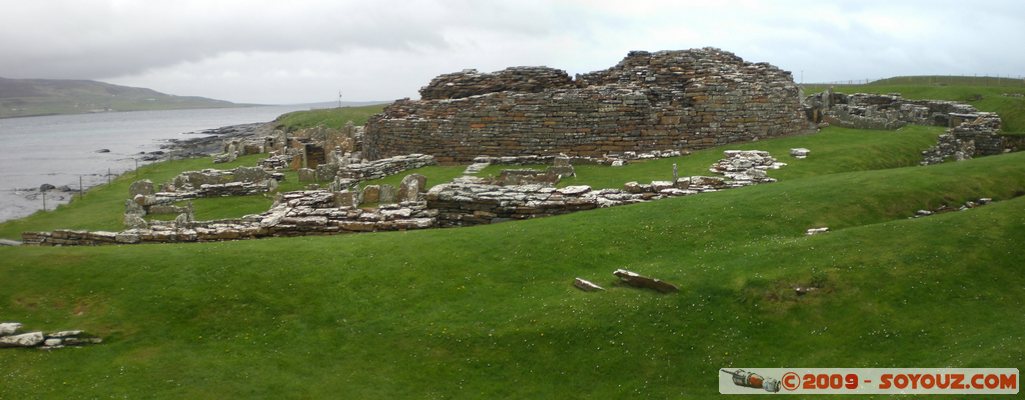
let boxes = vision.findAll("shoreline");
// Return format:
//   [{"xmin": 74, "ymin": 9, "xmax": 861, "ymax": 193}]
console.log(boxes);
[{"xmin": 0, "ymin": 121, "xmax": 270, "ymax": 223}]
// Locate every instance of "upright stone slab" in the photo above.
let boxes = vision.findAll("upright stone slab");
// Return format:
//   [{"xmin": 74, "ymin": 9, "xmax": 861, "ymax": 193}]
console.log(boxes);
[
  {"xmin": 298, "ymin": 168, "xmax": 316, "ymax": 183},
  {"xmin": 362, "ymin": 185, "xmax": 381, "ymax": 204},
  {"xmin": 379, "ymin": 184, "xmax": 397, "ymax": 204},
  {"xmin": 397, "ymin": 173, "xmax": 427, "ymax": 202}
]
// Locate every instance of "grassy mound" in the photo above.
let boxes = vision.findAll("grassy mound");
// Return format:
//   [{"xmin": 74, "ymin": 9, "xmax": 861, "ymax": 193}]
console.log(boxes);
[
  {"xmin": 801, "ymin": 76, "xmax": 1025, "ymax": 133},
  {"xmin": 2, "ymin": 127, "xmax": 1024, "ymax": 397},
  {"xmin": 272, "ymin": 104, "xmax": 387, "ymax": 132}
]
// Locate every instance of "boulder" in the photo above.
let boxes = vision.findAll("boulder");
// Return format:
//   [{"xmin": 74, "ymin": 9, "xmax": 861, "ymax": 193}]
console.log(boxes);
[
  {"xmin": 123, "ymin": 214, "xmax": 149, "ymax": 229},
  {"xmin": 0, "ymin": 331, "xmax": 44, "ymax": 348},
  {"xmin": 128, "ymin": 179, "xmax": 155, "ymax": 197},
  {"xmin": 790, "ymin": 148, "xmax": 811, "ymax": 158},
  {"xmin": 39, "ymin": 183, "xmax": 56, "ymax": 191},
  {"xmin": 0, "ymin": 322, "xmax": 21, "ymax": 336}
]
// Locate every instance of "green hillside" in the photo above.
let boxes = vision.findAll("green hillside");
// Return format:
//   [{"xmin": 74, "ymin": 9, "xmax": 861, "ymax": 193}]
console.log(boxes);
[
  {"xmin": 0, "ymin": 77, "xmax": 248, "ymax": 118},
  {"xmin": 801, "ymin": 75, "xmax": 1025, "ymax": 133},
  {"xmin": 272, "ymin": 104, "xmax": 388, "ymax": 132},
  {"xmin": 2, "ymin": 125, "xmax": 1024, "ymax": 398}
]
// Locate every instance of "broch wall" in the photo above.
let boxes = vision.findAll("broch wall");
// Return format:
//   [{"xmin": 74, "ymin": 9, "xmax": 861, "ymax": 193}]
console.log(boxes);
[{"xmin": 364, "ymin": 48, "xmax": 808, "ymax": 163}]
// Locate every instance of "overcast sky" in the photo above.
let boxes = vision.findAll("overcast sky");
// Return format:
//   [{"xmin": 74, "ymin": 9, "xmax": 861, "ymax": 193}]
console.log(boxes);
[{"xmin": 1, "ymin": 0, "xmax": 1023, "ymax": 104}]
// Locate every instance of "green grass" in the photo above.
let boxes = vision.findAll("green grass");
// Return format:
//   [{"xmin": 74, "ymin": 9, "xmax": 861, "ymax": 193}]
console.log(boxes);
[
  {"xmin": 272, "ymin": 104, "xmax": 387, "ymax": 132},
  {"xmin": 2, "ymin": 147, "xmax": 1024, "ymax": 398},
  {"xmin": 801, "ymin": 75, "xmax": 1025, "ymax": 133},
  {"xmin": 561, "ymin": 125, "xmax": 942, "ymax": 189}
]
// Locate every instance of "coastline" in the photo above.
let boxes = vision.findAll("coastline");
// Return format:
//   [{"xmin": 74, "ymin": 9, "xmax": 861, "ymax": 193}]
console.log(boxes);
[{"xmin": 0, "ymin": 121, "xmax": 270, "ymax": 223}]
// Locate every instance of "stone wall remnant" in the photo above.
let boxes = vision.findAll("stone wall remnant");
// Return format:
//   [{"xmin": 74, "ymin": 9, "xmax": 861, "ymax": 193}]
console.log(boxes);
[
  {"xmin": 804, "ymin": 89, "xmax": 991, "ymax": 129},
  {"xmin": 419, "ymin": 66, "xmax": 575, "ymax": 100},
  {"xmin": 365, "ymin": 48, "xmax": 808, "ymax": 162},
  {"xmin": 920, "ymin": 113, "xmax": 1003, "ymax": 165},
  {"xmin": 332, "ymin": 154, "xmax": 436, "ymax": 188}
]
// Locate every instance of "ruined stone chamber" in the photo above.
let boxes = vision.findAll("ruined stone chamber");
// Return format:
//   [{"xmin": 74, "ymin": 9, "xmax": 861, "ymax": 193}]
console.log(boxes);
[{"xmin": 364, "ymin": 48, "xmax": 808, "ymax": 163}]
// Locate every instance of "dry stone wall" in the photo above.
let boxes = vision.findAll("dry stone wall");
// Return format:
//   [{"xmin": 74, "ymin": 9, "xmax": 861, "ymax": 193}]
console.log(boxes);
[
  {"xmin": 365, "ymin": 48, "xmax": 808, "ymax": 163},
  {"xmin": 921, "ymin": 113, "xmax": 1004, "ymax": 165},
  {"xmin": 805, "ymin": 90, "xmax": 987, "ymax": 129},
  {"xmin": 333, "ymin": 153, "xmax": 436, "ymax": 187},
  {"xmin": 420, "ymin": 67, "xmax": 574, "ymax": 100}
]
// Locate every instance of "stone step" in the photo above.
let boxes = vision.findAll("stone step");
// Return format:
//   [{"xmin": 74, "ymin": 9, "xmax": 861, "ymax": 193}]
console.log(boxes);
[{"xmin": 463, "ymin": 162, "xmax": 490, "ymax": 175}]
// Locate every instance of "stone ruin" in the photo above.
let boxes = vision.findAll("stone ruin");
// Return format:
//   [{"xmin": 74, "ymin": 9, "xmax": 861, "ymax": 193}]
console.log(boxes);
[
  {"xmin": 804, "ymin": 89, "xmax": 985, "ymax": 130},
  {"xmin": 23, "ymin": 150, "xmax": 788, "ymax": 246},
  {"xmin": 1, "ymin": 322, "xmax": 101, "ymax": 350},
  {"xmin": 364, "ymin": 48, "xmax": 808, "ymax": 163},
  {"xmin": 426, "ymin": 150, "xmax": 784, "ymax": 227},
  {"xmin": 920, "ymin": 113, "xmax": 1004, "ymax": 165},
  {"xmin": 803, "ymin": 89, "xmax": 1016, "ymax": 165}
]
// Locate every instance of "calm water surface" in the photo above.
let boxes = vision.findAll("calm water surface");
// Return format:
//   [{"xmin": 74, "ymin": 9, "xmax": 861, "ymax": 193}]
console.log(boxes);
[{"xmin": 0, "ymin": 106, "xmax": 308, "ymax": 222}]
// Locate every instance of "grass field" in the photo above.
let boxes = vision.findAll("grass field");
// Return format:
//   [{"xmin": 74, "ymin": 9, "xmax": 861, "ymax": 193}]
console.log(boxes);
[
  {"xmin": 801, "ymin": 75, "xmax": 1025, "ymax": 133},
  {"xmin": 2, "ymin": 123, "xmax": 1024, "ymax": 398}
]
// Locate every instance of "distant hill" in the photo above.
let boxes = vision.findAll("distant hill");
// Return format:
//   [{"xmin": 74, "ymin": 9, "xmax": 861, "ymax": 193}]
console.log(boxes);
[{"xmin": 0, "ymin": 77, "xmax": 250, "ymax": 118}]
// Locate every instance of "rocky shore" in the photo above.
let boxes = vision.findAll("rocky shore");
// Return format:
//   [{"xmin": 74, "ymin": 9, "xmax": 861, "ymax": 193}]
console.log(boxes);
[{"xmin": 5, "ymin": 122, "xmax": 272, "ymax": 223}]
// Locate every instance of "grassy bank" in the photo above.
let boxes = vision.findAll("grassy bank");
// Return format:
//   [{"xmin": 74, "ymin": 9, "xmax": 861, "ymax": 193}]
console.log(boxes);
[
  {"xmin": 1, "ymin": 148, "xmax": 1024, "ymax": 397},
  {"xmin": 272, "ymin": 104, "xmax": 387, "ymax": 132}
]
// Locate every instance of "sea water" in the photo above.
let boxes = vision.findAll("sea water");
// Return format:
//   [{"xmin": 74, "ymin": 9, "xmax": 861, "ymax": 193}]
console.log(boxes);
[{"xmin": 0, "ymin": 105, "xmax": 309, "ymax": 222}]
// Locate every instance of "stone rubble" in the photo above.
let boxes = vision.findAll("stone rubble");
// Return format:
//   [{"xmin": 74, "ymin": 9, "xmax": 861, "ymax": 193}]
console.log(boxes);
[
  {"xmin": 709, "ymin": 150, "xmax": 786, "ymax": 185},
  {"xmin": 0, "ymin": 322, "xmax": 101, "ymax": 350},
  {"xmin": 910, "ymin": 197, "xmax": 994, "ymax": 218}
]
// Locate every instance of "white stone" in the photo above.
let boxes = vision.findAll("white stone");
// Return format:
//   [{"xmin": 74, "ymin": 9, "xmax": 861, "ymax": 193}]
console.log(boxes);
[
  {"xmin": 0, "ymin": 322, "xmax": 21, "ymax": 336},
  {"xmin": 0, "ymin": 331, "xmax": 44, "ymax": 347},
  {"xmin": 557, "ymin": 185, "xmax": 591, "ymax": 196}
]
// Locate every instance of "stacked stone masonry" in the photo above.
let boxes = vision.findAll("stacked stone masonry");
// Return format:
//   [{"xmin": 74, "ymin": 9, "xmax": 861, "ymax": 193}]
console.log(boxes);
[
  {"xmin": 805, "ymin": 89, "xmax": 990, "ymax": 130},
  {"xmin": 921, "ymin": 113, "xmax": 1003, "ymax": 165},
  {"xmin": 419, "ymin": 67, "xmax": 575, "ymax": 100},
  {"xmin": 365, "ymin": 48, "xmax": 808, "ymax": 162}
]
